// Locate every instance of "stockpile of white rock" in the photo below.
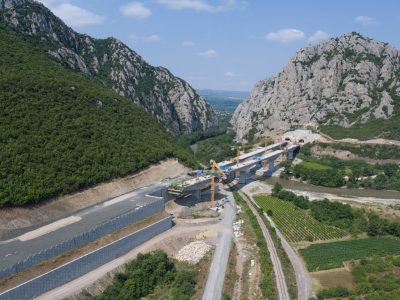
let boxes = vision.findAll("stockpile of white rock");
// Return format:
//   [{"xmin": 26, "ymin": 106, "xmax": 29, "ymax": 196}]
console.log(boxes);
[
  {"xmin": 175, "ymin": 241, "xmax": 212, "ymax": 264},
  {"xmin": 233, "ymin": 219, "xmax": 244, "ymax": 238}
]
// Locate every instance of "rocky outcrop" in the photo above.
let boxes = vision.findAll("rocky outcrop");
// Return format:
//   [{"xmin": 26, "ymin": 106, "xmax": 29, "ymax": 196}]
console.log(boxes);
[
  {"xmin": 232, "ymin": 32, "xmax": 400, "ymax": 141},
  {"xmin": 0, "ymin": 0, "xmax": 218, "ymax": 134}
]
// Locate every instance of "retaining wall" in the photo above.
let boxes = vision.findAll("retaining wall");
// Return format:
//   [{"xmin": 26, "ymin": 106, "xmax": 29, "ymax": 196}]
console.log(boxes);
[
  {"xmin": 0, "ymin": 198, "xmax": 165, "ymax": 279},
  {"xmin": 0, "ymin": 216, "xmax": 173, "ymax": 300}
]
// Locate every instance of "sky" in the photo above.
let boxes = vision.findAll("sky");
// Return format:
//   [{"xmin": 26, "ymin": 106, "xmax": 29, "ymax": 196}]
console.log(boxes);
[{"xmin": 38, "ymin": 0, "xmax": 400, "ymax": 91}]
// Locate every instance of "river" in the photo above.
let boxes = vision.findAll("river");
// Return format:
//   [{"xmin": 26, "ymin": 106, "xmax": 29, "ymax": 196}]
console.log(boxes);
[{"xmin": 262, "ymin": 176, "xmax": 400, "ymax": 201}]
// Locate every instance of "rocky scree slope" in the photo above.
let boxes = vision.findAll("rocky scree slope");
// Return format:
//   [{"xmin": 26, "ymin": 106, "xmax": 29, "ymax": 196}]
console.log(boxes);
[
  {"xmin": 0, "ymin": 0, "xmax": 218, "ymax": 135},
  {"xmin": 232, "ymin": 32, "xmax": 400, "ymax": 141}
]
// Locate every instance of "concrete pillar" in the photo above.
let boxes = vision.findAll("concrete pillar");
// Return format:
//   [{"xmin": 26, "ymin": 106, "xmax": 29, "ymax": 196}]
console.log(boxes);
[
  {"xmin": 263, "ymin": 159, "xmax": 275, "ymax": 177},
  {"xmin": 227, "ymin": 172, "xmax": 235, "ymax": 182},
  {"xmin": 161, "ymin": 187, "xmax": 167, "ymax": 202},
  {"xmin": 239, "ymin": 170, "xmax": 250, "ymax": 184},
  {"xmin": 193, "ymin": 189, "xmax": 201, "ymax": 200},
  {"xmin": 288, "ymin": 150, "xmax": 294, "ymax": 160}
]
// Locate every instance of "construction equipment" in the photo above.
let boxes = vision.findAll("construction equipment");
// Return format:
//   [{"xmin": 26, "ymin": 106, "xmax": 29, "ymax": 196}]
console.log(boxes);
[
  {"xmin": 210, "ymin": 160, "xmax": 226, "ymax": 208},
  {"xmin": 231, "ymin": 144, "xmax": 254, "ymax": 164}
]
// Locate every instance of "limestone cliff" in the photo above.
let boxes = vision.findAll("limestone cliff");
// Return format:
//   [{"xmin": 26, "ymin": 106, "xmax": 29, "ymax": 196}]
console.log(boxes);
[{"xmin": 232, "ymin": 32, "xmax": 400, "ymax": 140}]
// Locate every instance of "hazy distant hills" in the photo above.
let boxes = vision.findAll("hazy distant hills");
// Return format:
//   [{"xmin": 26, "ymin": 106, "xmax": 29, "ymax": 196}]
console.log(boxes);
[
  {"xmin": 232, "ymin": 32, "xmax": 400, "ymax": 141},
  {"xmin": 197, "ymin": 89, "xmax": 249, "ymax": 112}
]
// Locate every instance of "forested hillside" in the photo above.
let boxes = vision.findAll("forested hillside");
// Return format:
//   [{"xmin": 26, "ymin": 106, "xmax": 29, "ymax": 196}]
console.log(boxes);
[{"xmin": 0, "ymin": 25, "xmax": 196, "ymax": 207}]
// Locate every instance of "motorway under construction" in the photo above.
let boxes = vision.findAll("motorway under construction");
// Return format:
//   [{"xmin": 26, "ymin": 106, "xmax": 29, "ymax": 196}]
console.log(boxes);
[{"xmin": 167, "ymin": 141, "xmax": 301, "ymax": 203}]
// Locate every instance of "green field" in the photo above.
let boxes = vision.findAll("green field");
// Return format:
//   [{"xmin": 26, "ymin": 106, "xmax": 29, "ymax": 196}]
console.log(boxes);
[
  {"xmin": 298, "ymin": 161, "xmax": 332, "ymax": 171},
  {"xmin": 299, "ymin": 237, "xmax": 400, "ymax": 271},
  {"xmin": 254, "ymin": 196, "xmax": 346, "ymax": 243}
]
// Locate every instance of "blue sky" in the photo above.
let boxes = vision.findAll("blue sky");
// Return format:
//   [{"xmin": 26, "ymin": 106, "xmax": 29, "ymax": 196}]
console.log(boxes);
[{"xmin": 39, "ymin": 0, "xmax": 400, "ymax": 91}]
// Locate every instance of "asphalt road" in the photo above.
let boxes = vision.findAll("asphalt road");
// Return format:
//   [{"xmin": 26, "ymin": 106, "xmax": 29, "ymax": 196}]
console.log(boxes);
[
  {"xmin": 202, "ymin": 192, "xmax": 236, "ymax": 300},
  {"xmin": 265, "ymin": 214, "xmax": 313, "ymax": 300},
  {"xmin": 240, "ymin": 191, "xmax": 290, "ymax": 300},
  {"xmin": 0, "ymin": 184, "xmax": 164, "ymax": 273}
]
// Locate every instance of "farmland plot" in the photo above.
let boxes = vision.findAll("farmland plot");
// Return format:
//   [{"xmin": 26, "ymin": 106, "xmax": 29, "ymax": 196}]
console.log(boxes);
[{"xmin": 254, "ymin": 195, "xmax": 347, "ymax": 243}]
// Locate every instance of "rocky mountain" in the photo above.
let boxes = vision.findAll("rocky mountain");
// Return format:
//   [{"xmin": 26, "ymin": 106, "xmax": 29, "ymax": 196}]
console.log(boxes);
[
  {"xmin": 232, "ymin": 32, "xmax": 400, "ymax": 141},
  {"xmin": 0, "ymin": 0, "xmax": 218, "ymax": 135}
]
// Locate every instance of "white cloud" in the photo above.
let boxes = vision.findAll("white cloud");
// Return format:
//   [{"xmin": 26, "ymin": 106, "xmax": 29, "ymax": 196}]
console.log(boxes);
[
  {"xmin": 130, "ymin": 34, "xmax": 161, "ymax": 43},
  {"xmin": 199, "ymin": 49, "xmax": 217, "ymax": 58},
  {"xmin": 307, "ymin": 30, "xmax": 331, "ymax": 43},
  {"xmin": 224, "ymin": 71, "xmax": 239, "ymax": 77},
  {"xmin": 155, "ymin": 0, "xmax": 241, "ymax": 12},
  {"xmin": 182, "ymin": 40, "xmax": 195, "ymax": 47},
  {"xmin": 120, "ymin": 2, "xmax": 152, "ymax": 18},
  {"xmin": 143, "ymin": 34, "xmax": 161, "ymax": 42},
  {"xmin": 265, "ymin": 28, "xmax": 305, "ymax": 43},
  {"xmin": 37, "ymin": 1, "xmax": 105, "ymax": 27},
  {"xmin": 354, "ymin": 15, "xmax": 376, "ymax": 25}
]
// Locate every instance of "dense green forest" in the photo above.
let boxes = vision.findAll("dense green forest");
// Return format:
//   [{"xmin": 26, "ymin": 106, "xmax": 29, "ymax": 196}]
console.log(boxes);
[
  {"xmin": 93, "ymin": 251, "xmax": 196, "ymax": 300},
  {"xmin": 272, "ymin": 184, "xmax": 400, "ymax": 237},
  {"xmin": 0, "ymin": 25, "xmax": 198, "ymax": 207},
  {"xmin": 284, "ymin": 146, "xmax": 400, "ymax": 191}
]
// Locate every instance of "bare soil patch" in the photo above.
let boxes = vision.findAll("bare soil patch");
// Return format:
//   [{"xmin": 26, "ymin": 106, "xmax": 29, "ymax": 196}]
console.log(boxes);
[{"xmin": 311, "ymin": 268, "xmax": 355, "ymax": 291}]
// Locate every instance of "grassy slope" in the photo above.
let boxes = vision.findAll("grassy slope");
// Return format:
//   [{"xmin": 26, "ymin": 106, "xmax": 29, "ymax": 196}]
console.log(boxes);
[{"xmin": 0, "ymin": 26, "xmax": 196, "ymax": 207}]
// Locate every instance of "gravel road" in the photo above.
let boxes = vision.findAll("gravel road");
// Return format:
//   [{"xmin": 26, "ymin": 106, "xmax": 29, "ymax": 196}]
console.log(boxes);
[
  {"xmin": 239, "ymin": 191, "xmax": 290, "ymax": 300},
  {"xmin": 202, "ymin": 193, "xmax": 236, "ymax": 300}
]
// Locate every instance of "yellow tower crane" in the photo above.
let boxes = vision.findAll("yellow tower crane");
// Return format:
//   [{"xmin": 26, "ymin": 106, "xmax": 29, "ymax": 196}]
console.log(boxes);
[{"xmin": 210, "ymin": 160, "xmax": 226, "ymax": 208}]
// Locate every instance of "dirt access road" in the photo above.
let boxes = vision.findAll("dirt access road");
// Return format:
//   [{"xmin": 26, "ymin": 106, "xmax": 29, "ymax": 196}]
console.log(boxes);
[
  {"xmin": 202, "ymin": 191, "xmax": 236, "ymax": 300},
  {"xmin": 239, "ymin": 191, "xmax": 290, "ymax": 300}
]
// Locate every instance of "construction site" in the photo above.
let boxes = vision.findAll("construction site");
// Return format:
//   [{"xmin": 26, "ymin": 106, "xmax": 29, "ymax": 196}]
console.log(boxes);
[{"xmin": 0, "ymin": 139, "xmax": 301, "ymax": 300}]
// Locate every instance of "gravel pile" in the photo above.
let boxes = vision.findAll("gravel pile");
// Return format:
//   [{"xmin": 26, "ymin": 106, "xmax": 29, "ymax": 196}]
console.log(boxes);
[
  {"xmin": 233, "ymin": 219, "xmax": 244, "ymax": 237},
  {"xmin": 175, "ymin": 241, "xmax": 212, "ymax": 264}
]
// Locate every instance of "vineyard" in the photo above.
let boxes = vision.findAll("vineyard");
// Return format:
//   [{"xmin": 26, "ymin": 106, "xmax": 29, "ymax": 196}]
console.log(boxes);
[
  {"xmin": 254, "ymin": 195, "xmax": 347, "ymax": 243},
  {"xmin": 299, "ymin": 237, "xmax": 400, "ymax": 271}
]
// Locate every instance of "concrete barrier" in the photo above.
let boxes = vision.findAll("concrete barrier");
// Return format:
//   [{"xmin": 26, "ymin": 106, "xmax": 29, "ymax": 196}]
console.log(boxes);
[
  {"xmin": 0, "ymin": 216, "xmax": 173, "ymax": 300},
  {"xmin": 0, "ymin": 199, "xmax": 165, "ymax": 279}
]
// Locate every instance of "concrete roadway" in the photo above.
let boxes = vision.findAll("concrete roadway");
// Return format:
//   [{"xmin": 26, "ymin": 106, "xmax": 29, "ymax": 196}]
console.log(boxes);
[
  {"xmin": 240, "ymin": 191, "xmax": 290, "ymax": 300},
  {"xmin": 0, "ymin": 184, "xmax": 164, "ymax": 274},
  {"xmin": 202, "ymin": 191, "xmax": 236, "ymax": 300}
]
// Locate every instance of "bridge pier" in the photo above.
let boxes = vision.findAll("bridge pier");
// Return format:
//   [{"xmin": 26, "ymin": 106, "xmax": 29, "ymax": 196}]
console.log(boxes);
[
  {"xmin": 263, "ymin": 158, "xmax": 276, "ymax": 177},
  {"xmin": 239, "ymin": 170, "xmax": 251, "ymax": 184},
  {"xmin": 193, "ymin": 189, "xmax": 201, "ymax": 201}
]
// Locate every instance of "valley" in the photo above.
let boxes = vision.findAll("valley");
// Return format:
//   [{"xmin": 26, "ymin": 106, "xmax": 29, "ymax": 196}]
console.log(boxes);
[{"xmin": 0, "ymin": 1, "xmax": 400, "ymax": 300}]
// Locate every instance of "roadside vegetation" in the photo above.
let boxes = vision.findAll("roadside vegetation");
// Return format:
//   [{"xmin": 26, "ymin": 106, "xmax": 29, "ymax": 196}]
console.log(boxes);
[
  {"xmin": 282, "ymin": 145, "xmax": 400, "ymax": 191},
  {"xmin": 233, "ymin": 192, "xmax": 277, "ymax": 300},
  {"xmin": 93, "ymin": 250, "xmax": 196, "ymax": 300},
  {"xmin": 0, "ymin": 25, "xmax": 198, "ymax": 207},
  {"xmin": 316, "ymin": 141, "xmax": 400, "ymax": 160},
  {"xmin": 299, "ymin": 237, "xmax": 400, "ymax": 271},
  {"xmin": 317, "ymin": 256, "xmax": 400, "ymax": 299},
  {"xmin": 255, "ymin": 201, "xmax": 298, "ymax": 298}
]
